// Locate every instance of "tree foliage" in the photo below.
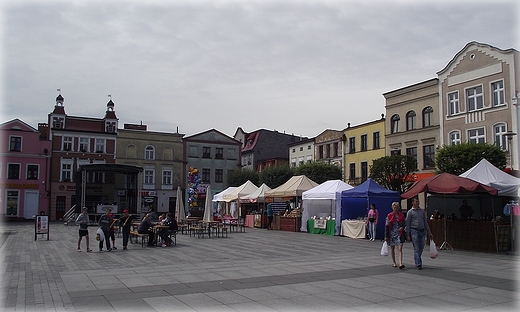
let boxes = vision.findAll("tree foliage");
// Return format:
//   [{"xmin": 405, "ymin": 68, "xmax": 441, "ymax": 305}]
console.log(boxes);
[
  {"xmin": 435, "ymin": 143, "xmax": 507, "ymax": 175},
  {"xmin": 369, "ymin": 155, "xmax": 418, "ymax": 193},
  {"xmin": 259, "ymin": 165, "xmax": 294, "ymax": 189},
  {"xmin": 294, "ymin": 162, "xmax": 342, "ymax": 184},
  {"xmin": 227, "ymin": 169, "xmax": 259, "ymax": 187}
]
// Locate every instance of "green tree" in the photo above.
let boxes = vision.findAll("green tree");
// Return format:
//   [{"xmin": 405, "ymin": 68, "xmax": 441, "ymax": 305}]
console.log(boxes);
[
  {"xmin": 294, "ymin": 162, "xmax": 342, "ymax": 184},
  {"xmin": 369, "ymin": 155, "xmax": 418, "ymax": 193},
  {"xmin": 227, "ymin": 169, "xmax": 259, "ymax": 187},
  {"xmin": 435, "ymin": 143, "xmax": 507, "ymax": 175},
  {"xmin": 259, "ymin": 165, "xmax": 294, "ymax": 188}
]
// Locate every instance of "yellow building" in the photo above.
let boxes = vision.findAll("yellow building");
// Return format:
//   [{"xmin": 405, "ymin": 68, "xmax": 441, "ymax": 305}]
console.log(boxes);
[{"xmin": 344, "ymin": 115, "xmax": 386, "ymax": 186}]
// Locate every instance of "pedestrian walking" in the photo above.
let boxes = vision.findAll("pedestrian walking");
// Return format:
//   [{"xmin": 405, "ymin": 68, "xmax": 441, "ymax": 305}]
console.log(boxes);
[
  {"xmin": 75, "ymin": 207, "xmax": 92, "ymax": 252},
  {"xmin": 405, "ymin": 197, "xmax": 434, "ymax": 269},
  {"xmin": 98, "ymin": 208, "xmax": 113, "ymax": 252}
]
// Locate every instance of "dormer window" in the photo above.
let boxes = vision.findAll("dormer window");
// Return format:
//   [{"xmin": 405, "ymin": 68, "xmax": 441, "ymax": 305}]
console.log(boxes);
[
  {"xmin": 106, "ymin": 121, "xmax": 116, "ymax": 133},
  {"xmin": 52, "ymin": 117, "xmax": 64, "ymax": 129}
]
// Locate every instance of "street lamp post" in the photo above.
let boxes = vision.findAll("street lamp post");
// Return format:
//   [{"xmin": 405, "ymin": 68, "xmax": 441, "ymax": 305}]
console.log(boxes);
[{"xmin": 503, "ymin": 131, "xmax": 517, "ymax": 170}]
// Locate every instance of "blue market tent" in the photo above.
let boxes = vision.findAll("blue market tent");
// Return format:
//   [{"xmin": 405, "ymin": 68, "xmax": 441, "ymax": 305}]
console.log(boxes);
[{"xmin": 340, "ymin": 178, "xmax": 400, "ymax": 239}]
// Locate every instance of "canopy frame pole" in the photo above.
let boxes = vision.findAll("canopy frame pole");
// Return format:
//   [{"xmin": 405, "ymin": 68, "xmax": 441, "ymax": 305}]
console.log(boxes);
[{"xmin": 439, "ymin": 193, "xmax": 453, "ymax": 250}]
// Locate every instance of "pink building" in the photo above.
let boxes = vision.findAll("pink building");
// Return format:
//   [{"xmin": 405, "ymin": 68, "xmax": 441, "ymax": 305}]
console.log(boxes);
[{"xmin": 0, "ymin": 119, "xmax": 51, "ymax": 219}]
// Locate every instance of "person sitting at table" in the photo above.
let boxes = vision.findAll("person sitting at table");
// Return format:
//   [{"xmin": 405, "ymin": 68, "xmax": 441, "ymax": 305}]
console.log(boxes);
[
  {"xmin": 138, "ymin": 214, "xmax": 156, "ymax": 247},
  {"xmin": 161, "ymin": 213, "xmax": 178, "ymax": 247}
]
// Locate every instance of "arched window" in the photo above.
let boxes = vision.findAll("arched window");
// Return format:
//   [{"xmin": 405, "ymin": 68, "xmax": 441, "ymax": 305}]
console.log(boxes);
[
  {"xmin": 493, "ymin": 123, "xmax": 507, "ymax": 150},
  {"xmin": 391, "ymin": 114, "xmax": 400, "ymax": 134},
  {"xmin": 449, "ymin": 131, "xmax": 461, "ymax": 146},
  {"xmin": 145, "ymin": 145, "xmax": 155, "ymax": 160},
  {"xmin": 126, "ymin": 145, "xmax": 137, "ymax": 158},
  {"xmin": 163, "ymin": 147, "xmax": 172, "ymax": 161},
  {"xmin": 406, "ymin": 111, "xmax": 416, "ymax": 131},
  {"xmin": 422, "ymin": 106, "xmax": 433, "ymax": 127}
]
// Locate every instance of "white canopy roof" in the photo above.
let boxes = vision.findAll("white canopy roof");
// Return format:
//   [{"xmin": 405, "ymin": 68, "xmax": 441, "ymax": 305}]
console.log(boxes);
[
  {"xmin": 303, "ymin": 180, "xmax": 353, "ymax": 199},
  {"xmin": 222, "ymin": 180, "xmax": 258, "ymax": 202},
  {"xmin": 241, "ymin": 183, "xmax": 272, "ymax": 203},
  {"xmin": 265, "ymin": 175, "xmax": 318, "ymax": 197},
  {"xmin": 459, "ymin": 158, "xmax": 520, "ymax": 197},
  {"xmin": 212, "ymin": 187, "xmax": 237, "ymax": 202}
]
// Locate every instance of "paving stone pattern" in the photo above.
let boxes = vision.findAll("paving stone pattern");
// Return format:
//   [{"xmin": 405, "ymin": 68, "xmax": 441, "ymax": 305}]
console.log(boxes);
[{"xmin": 0, "ymin": 221, "xmax": 518, "ymax": 311}]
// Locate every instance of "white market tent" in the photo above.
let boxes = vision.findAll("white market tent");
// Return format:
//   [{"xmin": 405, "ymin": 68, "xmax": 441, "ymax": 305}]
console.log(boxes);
[
  {"xmin": 301, "ymin": 180, "xmax": 353, "ymax": 233},
  {"xmin": 212, "ymin": 186, "xmax": 237, "ymax": 216},
  {"xmin": 265, "ymin": 175, "xmax": 318, "ymax": 197},
  {"xmin": 460, "ymin": 158, "xmax": 520, "ymax": 197},
  {"xmin": 223, "ymin": 180, "xmax": 259, "ymax": 202},
  {"xmin": 241, "ymin": 183, "xmax": 272, "ymax": 203},
  {"xmin": 212, "ymin": 187, "xmax": 237, "ymax": 202}
]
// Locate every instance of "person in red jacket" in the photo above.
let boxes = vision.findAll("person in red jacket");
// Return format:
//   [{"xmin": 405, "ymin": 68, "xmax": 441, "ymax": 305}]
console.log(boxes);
[{"xmin": 385, "ymin": 202, "xmax": 406, "ymax": 269}]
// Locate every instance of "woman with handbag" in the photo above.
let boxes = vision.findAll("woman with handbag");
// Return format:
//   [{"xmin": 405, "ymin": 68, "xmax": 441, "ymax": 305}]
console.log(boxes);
[
  {"xmin": 385, "ymin": 202, "xmax": 406, "ymax": 269},
  {"xmin": 366, "ymin": 204, "xmax": 379, "ymax": 241}
]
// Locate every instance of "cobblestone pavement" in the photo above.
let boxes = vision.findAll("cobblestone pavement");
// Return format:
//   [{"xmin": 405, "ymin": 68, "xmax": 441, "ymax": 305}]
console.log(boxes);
[{"xmin": 1, "ymin": 221, "xmax": 518, "ymax": 311}]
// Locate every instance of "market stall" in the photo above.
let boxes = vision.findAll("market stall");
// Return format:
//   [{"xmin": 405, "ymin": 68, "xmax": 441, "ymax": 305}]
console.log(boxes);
[
  {"xmin": 301, "ymin": 180, "xmax": 353, "ymax": 234},
  {"xmin": 401, "ymin": 172, "xmax": 499, "ymax": 251},
  {"xmin": 265, "ymin": 175, "xmax": 318, "ymax": 232},
  {"xmin": 340, "ymin": 179, "xmax": 399, "ymax": 239}
]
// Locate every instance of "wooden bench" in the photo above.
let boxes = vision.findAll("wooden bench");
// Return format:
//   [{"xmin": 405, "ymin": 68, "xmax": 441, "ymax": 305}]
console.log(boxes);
[
  {"xmin": 190, "ymin": 226, "xmax": 206, "ymax": 238},
  {"xmin": 178, "ymin": 224, "xmax": 188, "ymax": 235},
  {"xmin": 130, "ymin": 231, "xmax": 148, "ymax": 247}
]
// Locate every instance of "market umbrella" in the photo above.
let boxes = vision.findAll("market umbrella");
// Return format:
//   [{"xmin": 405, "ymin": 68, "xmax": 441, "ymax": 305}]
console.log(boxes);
[
  {"xmin": 175, "ymin": 186, "xmax": 186, "ymax": 221},
  {"xmin": 203, "ymin": 185, "xmax": 213, "ymax": 222}
]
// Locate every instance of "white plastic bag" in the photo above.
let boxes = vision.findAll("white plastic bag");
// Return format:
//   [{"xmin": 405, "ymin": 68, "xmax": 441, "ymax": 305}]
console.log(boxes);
[
  {"xmin": 430, "ymin": 239, "xmax": 438, "ymax": 259},
  {"xmin": 96, "ymin": 227, "xmax": 104, "ymax": 241},
  {"xmin": 381, "ymin": 241, "xmax": 389, "ymax": 256}
]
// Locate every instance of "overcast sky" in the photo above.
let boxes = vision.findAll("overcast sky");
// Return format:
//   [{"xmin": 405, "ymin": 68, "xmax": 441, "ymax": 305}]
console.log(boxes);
[{"xmin": 2, "ymin": 0, "xmax": 518, "ymax": 138}]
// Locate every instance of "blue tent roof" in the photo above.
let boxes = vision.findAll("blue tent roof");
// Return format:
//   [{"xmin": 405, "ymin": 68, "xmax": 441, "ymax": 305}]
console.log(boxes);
[{"xmin": 341, "ymin": 178, "xmax": 399, "ymax": 198}]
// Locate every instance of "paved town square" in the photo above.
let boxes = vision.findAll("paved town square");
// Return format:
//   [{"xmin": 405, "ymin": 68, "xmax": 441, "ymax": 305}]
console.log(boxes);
[{"xmin": 1, "ymin": 221, "xmax": 518, "ymax": 311}]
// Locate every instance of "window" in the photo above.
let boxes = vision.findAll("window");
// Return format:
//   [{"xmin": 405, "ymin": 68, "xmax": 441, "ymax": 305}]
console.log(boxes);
[
  {"xmin": 318, "ymin": 145, "xmax": 324, "ymax": 159},
  {"xmin": 349, "ymin": 163, "xmax": 356, "ymax": 181},
  {"xmin": 493, "ymin": 123, "xmax": 507, "ymax": 150},
  {"xmin": 52, "ymin": 117, "xmax": 64, "ymax": 129},
  {"xmin": 5, "ymin": 190, "xmax": 19, "ymax": 216},
  {"xmin": 373, "ymin": 132, "xmax": 380, "ymax": 149},
  {"xmin": 79, "ymin": 137, "xmax": 89, "ymax": 152},
  {"xmin": 95, "ymin": 138, "xmax": 105, "ymax": 153},
  {"xmin": 162, "ymin": 170, "xmax": 172, "ymax": 185},
  {"xmin": 448, "ymin": 92, "xmax": 459, "ymax": 115},
  {"xmin": 93, "ymin": 172, "xmax": 104, "ymax": 183},
  {"xmin": 144, "ymin": 169, "xmax": 155, "ymax": 184},
  {"xmin": 306, "ymin": 155, "xmax": 312, "ymax": 164},
  {"xmin": 63, "ymin": 136, "xmax": 73, "ymax": 151},
  {"xmin": 298, "ymin": 156, "xmax": 304, "ymax": 166},
  {"xmin": 406, "ymin": 111, "xmax": 416, "ymax": 130},
  {"xmin": 406, "ymin": 147, "xmax": 417, "ymax": 162},
  {"xmin": 300, "ymin": 147, "xmax": 303, "ymax": 151},
  {"xmin": 202, "ymin": 147, "xmax": 211, "ymax": 158},
  {"xmin": 26, "ymin": 164, "xmax": 39, "ymax": 180},
  {"xmin": 422, "ymin": 106, "xmax": 433, "ymax": 127},
  {"xmin": 391, "ymin": 149, "xmax": 401, "ymax": 156},
  {"xmin": 145, "ymin": 146, "xmax": 155, "ymax": 160},
  {"xmin": 360, "ymin": 135, "xmax": 368, "ymax": 151},
  {"xmin": 326, "ymin": 144, "xmax": 331, "ymax": 158},
  {"xmin": 215, "ymin": 169, "xmax": 223, "ymax": 183},
  {"xmin": 307, "ymin": 145, "xmax": 311, "ymax": 150},
  {"xmin": 491, "ymin": 80, "xmax": 505, "ymax": 106},
  {"xmin": 215, "ymin": 148, "xmax": 223, "ymax": 159},
  {"xmin": 9, "ymin": 136, "xmax": 22, "ymax": 151},
  {"xmin": 334, "ymin": 142, "xmax": 339, "ymax": 157},
  {"xmin": 449, "ymin": 131, "xmax": 461, "ymax": 145},
  {"xmin": 106, "ymin": 121, "xmax": 116, "ymax": 133},
  {"xmin": 361, "ymin": 162, "xmax": 368, "ymax": 182},
  {"xmin": 292, "ymin": 148, "xmax": 296, "ymax": 153},
  {"xmin": 423, "ymin": 145, "xmax": 435, "ymax": 169},
  {"xmin": 8, "ymin": 164, "xmax": 20, "ymax": 179},
  {"xmin": 60, "ymin": 162, "xmax": 72, "ymax": 182},
  {"xmin": 202, "ymin": 168, "xmax": 210, "ymax": 182},
  {"xmin": 468, "ymin": 128, "xmax": 485, "ymax": 144},
  {"xmin": 349, "ymin": 137, "xmax": 356, "ymax": 154},
  {"xmin": 466, "ymin": 85, "xmax": 483, "ymax": 111},
  {"xmin": 291, "ymin": 158, "xmax": 297, "ymax": 168},
  {"xmin": 391, "ymin": 114, "xmax": 400, "ymax": 134}
]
